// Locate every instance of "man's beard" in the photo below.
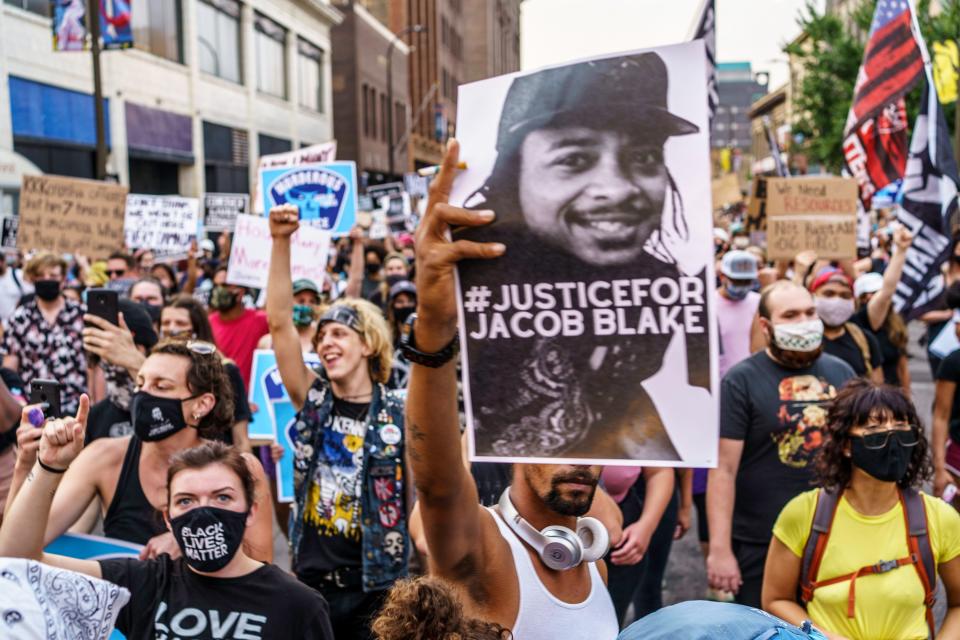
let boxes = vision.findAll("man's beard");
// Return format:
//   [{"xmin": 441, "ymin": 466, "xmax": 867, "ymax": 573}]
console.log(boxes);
[
  {"xmin": 542, "ymin": 471, "xmax": 599, "ymax": 517},
  {"xmin": 768, "ymin": 338, "xmax": 823, "ymax": 369}
]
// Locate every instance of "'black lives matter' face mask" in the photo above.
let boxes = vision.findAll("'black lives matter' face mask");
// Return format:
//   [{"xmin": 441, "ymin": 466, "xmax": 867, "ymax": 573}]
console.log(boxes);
[{"xmin": 170, "ymin": 506, "xmax": 248, "ymax": 573}]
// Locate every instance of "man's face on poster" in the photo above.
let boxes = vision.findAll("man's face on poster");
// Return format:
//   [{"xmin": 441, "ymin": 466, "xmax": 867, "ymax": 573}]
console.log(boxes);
[{"xmin": 517, "ymin": 126, "xmax": 667, "ymax": 267}]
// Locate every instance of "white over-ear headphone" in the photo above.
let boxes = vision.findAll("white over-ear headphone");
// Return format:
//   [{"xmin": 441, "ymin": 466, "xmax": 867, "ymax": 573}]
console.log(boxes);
[{"xmin": 498, "ymin": 488, "xmax": 610, "ymax": 571}]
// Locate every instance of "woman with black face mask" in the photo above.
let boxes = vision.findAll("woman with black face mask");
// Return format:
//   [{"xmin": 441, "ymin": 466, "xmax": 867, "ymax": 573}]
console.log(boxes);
[
  {"xmin": 762, "ymin": 380, "xmax": 960, "ymax": 640},
  {"xmin": 0, "ymin": 437, "xmax": 334, "ymax": 639},
  {"xmin": 386, "ymin": 280, "xmax": 416, "ymax": 391},
  {"xmin": 2, "ymin": 340, "xmax": 273, "ymax": 564}
]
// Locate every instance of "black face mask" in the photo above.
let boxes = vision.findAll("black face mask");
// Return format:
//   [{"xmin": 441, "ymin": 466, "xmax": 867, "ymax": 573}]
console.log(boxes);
[
  {"xmin": 170, "ymin": 506, "xmax": 248, "ymax": 573},
  {"xmin": 393, "ymin": 306, "xmax": 415, "ymax": 324},
  {"xmin": 385, "ymin": 274, "xmax": 405, "ymax": 287},
  {"xmin": 130, "ymin": 391, "xmax": 192, "ymax": 441},
  {"xmin": 35, "ymin": 279, "xmax": 61, "ymax": 301},
  {"xmin": 851, "ymin": 436, "xmax": 913, "ymax": 483},
  {"xmin": 365, "ymin": 263, "xmax": 381, "ymax": 276}
]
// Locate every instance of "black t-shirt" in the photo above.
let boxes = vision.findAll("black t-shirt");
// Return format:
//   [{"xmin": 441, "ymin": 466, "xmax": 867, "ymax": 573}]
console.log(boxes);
[
  {"xmin": 936, "ymin": 349, "xmax": 960, "ymax": 442},
  {"xmin": 0, "ymin": 367, "xmax": 24, "ymax": 453},
  {"xmin": 822, "ymin": 324, "xmax": 882, "ymax": 378},
  {"xmin": 295, "ymin": 397, "xmax": 370, "ymax": 581},
  {"xmin": 223, "ymin": 362, "xmax": 252, "ymax": 447},
  {"xmin": 85, "ymin": 399, "xmax": 133, "ymax": 445},
  {"xmin": 851, "ymin": 307, "xmax": 904, "ymax": 385},
  {"xmin": 720, "ymin": 351, "xmax": 855, "ymax": 543},
  {"xmin": 99, "ymin": 555, "xmax": 334, "ymax": 640}
]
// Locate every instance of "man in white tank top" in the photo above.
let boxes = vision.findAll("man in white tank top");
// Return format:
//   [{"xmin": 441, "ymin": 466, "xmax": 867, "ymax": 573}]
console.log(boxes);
[{"xmin": 404, "ymin": 143, "xmax": 619, "ymax": 639}]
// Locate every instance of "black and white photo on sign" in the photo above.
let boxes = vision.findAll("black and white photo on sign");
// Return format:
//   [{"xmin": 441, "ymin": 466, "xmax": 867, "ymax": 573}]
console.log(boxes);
[
  {"xmin": 451, "ymin": 41, "xmax": 718, "ymax": 467},
  {"xmin": 204, "ymin": 193, "xmax": 249, "ymax": 232}
]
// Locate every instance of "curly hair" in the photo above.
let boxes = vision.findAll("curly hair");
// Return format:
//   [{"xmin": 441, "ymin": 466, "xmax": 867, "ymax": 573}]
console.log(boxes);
[
  {"xmin": 150, "ymin": 339, "xmax": 234, "ymax": 439},
  {"xmin": 815, "ymin": 379, "xmax": 932, "ymax": 491},
  {"xmin": 371, "ymin": 577, "xmax": 512, "ymax": 640}
]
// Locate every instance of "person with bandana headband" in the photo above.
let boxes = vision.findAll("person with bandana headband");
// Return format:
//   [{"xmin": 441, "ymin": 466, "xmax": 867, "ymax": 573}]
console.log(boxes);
[
  {"xmin": 208, "ymin": 268, "xmax": 269, "ymax": 388},
  {"xmin": 809, "ymin": 268, "xmax": 883, "ymax": 383},
  {"xmin": 708, "ymin": 281, "xmax": 855, "ymax": 608},
  {"xmin": 268, "ymin": 204, "xmax": 409, "ymax": 640},
  {"xmin": 0, "ymin": 435, "xmax": 335, "ymax": 639},
  {"xmin": 1, "ymin": 252, "xmax": 86, "ymax": 415},
  {"xmin": 3, "ymin": 340, "xmax": 274, "ymax": 564},
  {"xmin": 764, "ymin": 380, "xmax": 960, "ymax": 640}
]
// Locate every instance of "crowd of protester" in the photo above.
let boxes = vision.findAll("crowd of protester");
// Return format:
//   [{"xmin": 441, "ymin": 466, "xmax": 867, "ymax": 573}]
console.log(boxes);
[{"xmin": 1, "ymin": 145, "xmax": 960, "ymax": 640}]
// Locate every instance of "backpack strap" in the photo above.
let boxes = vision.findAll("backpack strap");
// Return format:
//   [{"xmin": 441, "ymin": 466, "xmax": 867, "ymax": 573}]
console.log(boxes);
[
  {"xmin": 900, "ymin": 488, "xmax": 937, "ymax": 639},
  {"xmin": 844, "ymin": 322, "xmax": 874, "ymax": 377},
  {"xmin": 800, "ymin": 488, "xmax": 841, "ymax": 603}
]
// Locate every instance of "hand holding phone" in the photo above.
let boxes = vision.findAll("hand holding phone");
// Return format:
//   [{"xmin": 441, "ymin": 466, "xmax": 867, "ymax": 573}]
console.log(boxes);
[{"xmin": 29, "ymin": 379, "xmax": 61, "ymax": 420}]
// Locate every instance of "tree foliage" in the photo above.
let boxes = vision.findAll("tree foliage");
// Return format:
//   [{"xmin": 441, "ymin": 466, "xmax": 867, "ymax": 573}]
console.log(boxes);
[{"xmin": 785, "ymin": 0, "xmax": 960, "ymax": 174}]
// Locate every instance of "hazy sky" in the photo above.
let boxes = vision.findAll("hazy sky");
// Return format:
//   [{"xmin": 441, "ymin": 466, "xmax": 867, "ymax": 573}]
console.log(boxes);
[{"xmin": 521, "ymin": 0, "xmax": 827, "ymax": 88}]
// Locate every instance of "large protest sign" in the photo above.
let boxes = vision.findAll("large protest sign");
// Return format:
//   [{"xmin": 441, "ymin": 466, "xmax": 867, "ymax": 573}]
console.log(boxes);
[
  {"xmin": 18, "ymin": 175, "xmax": 127, "ymax": 257},
  {"xmin": 764, "ymin": 176, "xmax": 858, "ymax": 260},
  {"xmin": 124, "ymin": 195, "xmax": 200, "ymax": 258},
  {"xmin": 254, "ymin": 140, "xmax": 337, "ymax": 213},
  {"xmin": 451, "ymin": 42, "xmax": 718, "ymax": 466},
  {"xmin": 379, "ymin": 192, "xmax": 415, "ymax": 234},
  {"xmin": 204, "ymin": 193, "xmax": 249, "ymax": 232},
  {"xmin": 226, "ymin": 214, "xmax": 331, "ymax": 289},
  {"xmin": 260, "ymin": 161, "xmax": 358, "ymax": 236},
  {"xmin": 248, "ymin": 350, "xmax": 321, "ymax": 502}
]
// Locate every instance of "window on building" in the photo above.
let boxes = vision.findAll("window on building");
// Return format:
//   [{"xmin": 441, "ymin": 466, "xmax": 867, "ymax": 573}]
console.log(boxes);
[
  {"xmin": 3, "ymin": 0, "xmax": 48, "ymax": 16},
  {"xmin": 362, "ymin": 84, "xmax": 370, "ymax": 137},
  {"xmin": 441, "ymin": 16, "xmax": 448, "ymax": 47},
  {"xmin": 369, "ymin": 86, "xmax": 377, "ymax": 140},
  {"xmin": 255, "ymin": 12, "xmax": 286, "ymax": 98},
  {"xmin": 394, "ymin": 101, "xmax": 406, "ymax": 145},
  {"xmin": 730, "ymin": 106, "xmax": 739, "ymax": 114},
  {"xmin": 131, "ymin": 0, "xmax": 182, "ymax": 62},
  {"xmin": 381, "ymin": 93, "xmax": 388, "ymax": 143},
  {"xmin": 203, "ymin": 121, "xmax": 249, "ymax": 193},
  {"xmin": 298, "ymin": 38, "xmax": 324, "ymax": 112},
  {"xmin": 196, "ymin": 0, "xmax": 241, "ymax": 84},
  {"xmin": 716, "ymin": 123, "xmax": 726, "ymax": 131},
  {"xmin": 730, "ymin": 122, "xmax": 739, "ymax": 131}
]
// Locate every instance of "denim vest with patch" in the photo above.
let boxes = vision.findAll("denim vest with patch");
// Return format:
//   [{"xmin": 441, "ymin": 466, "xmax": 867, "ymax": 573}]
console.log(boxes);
[{"xmin": 288, "ymin": 377, "xmax": 408, "ymax": 592}]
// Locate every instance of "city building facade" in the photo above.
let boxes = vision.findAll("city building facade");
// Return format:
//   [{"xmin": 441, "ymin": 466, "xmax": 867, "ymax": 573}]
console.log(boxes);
[{"xmin": 0, "ymin": 0, "xmax": 340, "ymax": 218}]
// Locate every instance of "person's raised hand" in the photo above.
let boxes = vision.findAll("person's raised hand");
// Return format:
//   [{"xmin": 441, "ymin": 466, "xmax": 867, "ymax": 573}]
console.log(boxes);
[
  {"xmin": 37, "ymin": 394, "xmax": 89, "ymax": 471},
  {"xmin": 795, "ymin": 249, "xmax": 818, "ymax": 272},
  {"xmin": 83, "ymin": 313, "xmax": 143, "ymax": 374},
  {"xmin": 414, "ymin": 139, "xmax": 504, "ymax": 347},
  {"xmin": 139, "ymin": 531, "xmax": 181, "ymax": 561},
  {"xmin": 13, "ymin": 403, "xmax": 45, "ymax": 472},
  {"xmin": 893, "ymin": 224, "xmax": 913, "ymax": 252},
  {"xmin": 269, "ymin": 204, "xmax": 300, "ymax": 239}
]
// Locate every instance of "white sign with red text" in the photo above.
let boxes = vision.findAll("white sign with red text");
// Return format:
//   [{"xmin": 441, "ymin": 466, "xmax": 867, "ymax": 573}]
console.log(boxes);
[{"xmin": 226, "ymin": 214, "xmax": 331, "ymax": 289}]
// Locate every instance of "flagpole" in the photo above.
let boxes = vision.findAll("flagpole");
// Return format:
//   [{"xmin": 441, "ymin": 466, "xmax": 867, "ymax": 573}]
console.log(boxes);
[
  {"xmin": 906, "ymin": 0, "xmax": 938, "ymax": 160},
  {"xmin": 89, "ymin": 0, "xmax": 107, "ymax": 181}
]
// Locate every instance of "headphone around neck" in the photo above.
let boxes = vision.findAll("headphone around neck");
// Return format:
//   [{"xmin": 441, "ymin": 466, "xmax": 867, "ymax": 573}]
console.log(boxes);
[{"xmin": 498, "ymin": 488, "xmax": 610, "ymax": 571}]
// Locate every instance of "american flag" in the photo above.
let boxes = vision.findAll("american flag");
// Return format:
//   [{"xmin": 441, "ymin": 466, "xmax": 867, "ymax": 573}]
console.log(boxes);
[
  {"xmin": 842, "ymin": 0, "xmax": 922, "ymax": 210},
  {"xmin": 689, "ymin": 0, "xmax": 717, "ymax": 126}
]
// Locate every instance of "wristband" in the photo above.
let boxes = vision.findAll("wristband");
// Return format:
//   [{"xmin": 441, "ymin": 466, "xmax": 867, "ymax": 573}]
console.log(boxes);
[
  {"xmin": 37, "ymin": 458, "xmax": 68, "ymax": 474},
  {"xmin": 399, "ymin": 314, "xmax": 459, "ymax": 368}
]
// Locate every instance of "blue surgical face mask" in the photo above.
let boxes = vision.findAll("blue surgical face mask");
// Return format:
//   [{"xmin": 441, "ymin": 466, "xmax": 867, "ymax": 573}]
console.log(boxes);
[{"xmin": 726, "ymin": 282, "xmax": 753, "ymax": 301}]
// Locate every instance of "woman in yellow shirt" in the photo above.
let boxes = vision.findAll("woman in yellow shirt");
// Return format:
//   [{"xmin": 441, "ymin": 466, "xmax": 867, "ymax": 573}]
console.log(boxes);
[{"xmin": 763, "ymin": 379, "xmax": 960, "ymax": 640}]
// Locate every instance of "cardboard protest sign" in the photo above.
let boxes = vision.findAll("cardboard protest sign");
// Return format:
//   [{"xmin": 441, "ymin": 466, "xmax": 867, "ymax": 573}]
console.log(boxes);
[
  {"xmin": 226, "ymin": 214, "xmax": 331, "ymax": 289},
  {"xmin": 248, "ymin": 349, "xmax": 321, "ymax": 502},
  {"xmin": 711, "ymin": 173, "xmax": 742, "ymax": 210},
  {"xmin": 124, "ymin": 195, "xmax": 200, "ymax": 259},
  {"xmin": 451, "ymin": 42, "xmax": 718, "ymax": 467},
  {"xmin": 1, "ymin": 215, "xmax": 18, "ymax": 251},
  {"xmin": 204, "ymin": 193, "xmax": 249, "ymax": 232},
  {"xmin": 254, "ymin": 140, "xmax": 337, "ymax": 213},
  {"xmin": 745, "ymin": 177, "xmax": 767, "ymax": 233},
  {"xmin": 764, "ymin": 176, "xmax": 858, "ymax": 260},
  {"xmin": 259, "ymin": 161, "xmax": 358, "ymax": 236},
  {"xmin": 18, "ymin": 175, "xmax": 127, "ymax": 257}
]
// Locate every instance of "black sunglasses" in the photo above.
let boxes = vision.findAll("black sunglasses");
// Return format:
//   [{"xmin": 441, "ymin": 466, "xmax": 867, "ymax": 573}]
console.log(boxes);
[
  {"xmin": 855, "ymin": 427, "xmax": 920, "ymax": 450},
  {"xmin": 106, "ymin": 269, "xmax": 126, "ymax": 277}
]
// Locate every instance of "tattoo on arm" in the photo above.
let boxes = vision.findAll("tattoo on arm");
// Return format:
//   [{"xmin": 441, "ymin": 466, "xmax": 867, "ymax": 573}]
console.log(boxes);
[{"xmin": 407, "ymin": 422, "xmax": 425, "ymax": 462}]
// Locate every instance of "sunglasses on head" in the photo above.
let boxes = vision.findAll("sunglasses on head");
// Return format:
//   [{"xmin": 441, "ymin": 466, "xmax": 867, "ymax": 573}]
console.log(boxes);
[{"xmin": 186, "ymin": 340, "xmax": 217, "ymax": 356}]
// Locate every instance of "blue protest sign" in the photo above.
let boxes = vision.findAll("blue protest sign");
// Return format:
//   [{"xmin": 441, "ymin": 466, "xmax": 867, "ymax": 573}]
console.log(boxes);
[
  {"xmin": 260, "ymin": 161, "xmax": 358, "ymax": 236},
  {"xmin": 248, "ymin": 349, "xmax": 321, "ymax": 502}
]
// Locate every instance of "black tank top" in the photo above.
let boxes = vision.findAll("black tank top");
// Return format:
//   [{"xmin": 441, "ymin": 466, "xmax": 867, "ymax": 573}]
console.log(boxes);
[{"xmin": 102, "ymin": 436, "xmax": 167, "ymax": 545}]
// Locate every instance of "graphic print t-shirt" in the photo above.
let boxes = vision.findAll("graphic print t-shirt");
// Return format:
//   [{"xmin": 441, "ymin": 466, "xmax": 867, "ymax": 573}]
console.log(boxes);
[
  {"xmin": 99, "ymin": 556, "xmax": 334, "ymax": 640},
  {"xmin": 720, "ymin": 351, "xmax": 855, "ymax": 543},
  {"xmin": 296, "ymin": 398, "xmax": 369, "ymax": 578}
]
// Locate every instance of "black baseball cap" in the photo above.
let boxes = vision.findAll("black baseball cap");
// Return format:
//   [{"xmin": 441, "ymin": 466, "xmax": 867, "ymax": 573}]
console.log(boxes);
[
  {"xmin": 119, "ymin": 298, "xmax": 159, "ymax": 350},
  {"xmin": 496, "ymin": 52, "xmax": 699, "ymax": 152}
]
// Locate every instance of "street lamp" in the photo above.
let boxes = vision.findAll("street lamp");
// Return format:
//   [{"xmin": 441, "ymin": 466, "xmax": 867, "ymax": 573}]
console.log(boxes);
[{"xmin": 387, "ymin": 24, "xmax": 426, "ymax": 177}]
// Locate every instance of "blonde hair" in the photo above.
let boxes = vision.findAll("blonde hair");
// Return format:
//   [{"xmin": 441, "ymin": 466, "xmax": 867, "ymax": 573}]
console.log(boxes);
[
  {"xmin": 315, "ymin": 297, "xmax": 393, "ymax": 384},
  {"xmin": 25, "ymin": 252, "xmax": 67, "ymax": 281}
]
